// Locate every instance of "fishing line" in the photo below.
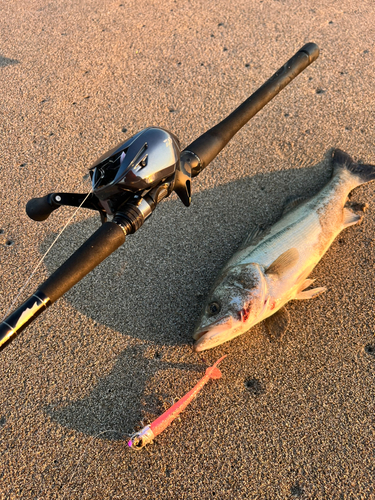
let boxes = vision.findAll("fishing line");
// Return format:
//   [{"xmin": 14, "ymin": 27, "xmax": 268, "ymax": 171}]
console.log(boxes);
[{"xmin": 2, "ymin": 178, "xmax": 101, "ymax": 321}]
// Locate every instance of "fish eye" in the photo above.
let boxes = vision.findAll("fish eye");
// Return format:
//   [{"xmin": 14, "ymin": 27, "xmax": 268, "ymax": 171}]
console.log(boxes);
[{"xmin": 207, "ymin": 301, "xmax": 221, "ymax": 316}]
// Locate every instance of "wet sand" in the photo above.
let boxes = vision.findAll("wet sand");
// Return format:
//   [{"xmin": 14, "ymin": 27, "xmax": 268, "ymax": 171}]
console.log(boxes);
[{"xmin": 0, "ymin": 0, "xmax": 374, "ymax": 498}]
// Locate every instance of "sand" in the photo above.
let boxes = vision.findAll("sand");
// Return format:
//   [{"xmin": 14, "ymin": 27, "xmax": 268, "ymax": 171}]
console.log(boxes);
[{"xmin": 0, "ymin": 0, "xmax": 374, "ymax": 498}]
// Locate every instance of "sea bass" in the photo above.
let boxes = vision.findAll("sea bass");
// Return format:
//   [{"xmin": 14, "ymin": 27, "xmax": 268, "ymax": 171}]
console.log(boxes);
[{"xmin": 193, "ymin": 149, "xmax": 375, "ymax": 352}]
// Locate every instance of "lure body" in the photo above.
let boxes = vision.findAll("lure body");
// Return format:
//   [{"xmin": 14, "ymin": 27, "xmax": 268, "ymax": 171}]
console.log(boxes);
[{"xmin": 128, "ymin": 355, "xmax": 226, "ymax": 449}]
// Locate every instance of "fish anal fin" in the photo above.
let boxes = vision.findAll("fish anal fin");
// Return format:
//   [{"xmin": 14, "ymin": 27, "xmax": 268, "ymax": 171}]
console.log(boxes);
[
  {"xmin": 264, "ymin": 307, "xmax": 290, "ymax": 341},
  {"xmin": 295, "ymin": 286, "xmax": 327, "ymax": 300},
  {"xmin": 343, "ymin": 207, "xmax": 362, "ymax": 227},
  {"xmin": 265, "ymin": 248, "xmax": 299, "ymax": 277}
]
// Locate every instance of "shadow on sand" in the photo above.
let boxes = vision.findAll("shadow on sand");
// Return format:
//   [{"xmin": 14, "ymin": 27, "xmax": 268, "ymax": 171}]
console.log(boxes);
[
  {"xmin": 0, "ymin": 54, "xmax": 19, "ymax": 67},
  {"xmin": 43, "ymin": 151, "xmax": 334, "ymax": 438}
]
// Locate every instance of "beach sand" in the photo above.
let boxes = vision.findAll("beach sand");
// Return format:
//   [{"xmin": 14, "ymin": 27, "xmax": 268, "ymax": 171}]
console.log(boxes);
[{"xmin": 0, "ymin": 0, "xmax": 374, "ymax": 498}]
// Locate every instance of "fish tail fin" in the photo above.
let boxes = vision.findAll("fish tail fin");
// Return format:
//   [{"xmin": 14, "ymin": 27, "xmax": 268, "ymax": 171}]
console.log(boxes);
[{"xmin": 332, "ymin": 149, "xmax": 375, "ymax": 184}]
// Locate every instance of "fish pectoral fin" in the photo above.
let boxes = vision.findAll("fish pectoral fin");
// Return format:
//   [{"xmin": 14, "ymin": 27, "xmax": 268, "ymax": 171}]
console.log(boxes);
[
  {"xmin": 264, "ymin": 307, "xmax": 290, "ymax": 341},
  {"xmin": 265, "ymin": 248, "xmax": 299, "ymax": 277},
  {"xmin": 295, "ymin": 286, "xmax": 327, "ymax": 300}
]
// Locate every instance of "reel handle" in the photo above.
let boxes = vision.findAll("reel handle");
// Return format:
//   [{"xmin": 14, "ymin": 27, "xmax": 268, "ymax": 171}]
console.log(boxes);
[
  {"xmin": 0, "ymin": 188, "xmax": 162, "ymax": 351},
  {"xmin": 1, "ymin": 43, "xmax": 320, "ymax": 352},
  {"xmin": 26, "ymin": 194, "xmax": 60, "ymax": 221}
]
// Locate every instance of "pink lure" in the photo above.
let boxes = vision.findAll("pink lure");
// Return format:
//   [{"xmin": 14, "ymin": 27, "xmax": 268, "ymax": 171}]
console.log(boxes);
[{"xmin": 128, "ymin": 355, "xmax": 227, "ymax": 449}]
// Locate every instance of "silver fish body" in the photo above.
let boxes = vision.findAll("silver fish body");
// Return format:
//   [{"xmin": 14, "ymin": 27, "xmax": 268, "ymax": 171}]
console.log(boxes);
[{"xmin": 193, "ymin": 150, "xmax": 375, "ymax": 352}]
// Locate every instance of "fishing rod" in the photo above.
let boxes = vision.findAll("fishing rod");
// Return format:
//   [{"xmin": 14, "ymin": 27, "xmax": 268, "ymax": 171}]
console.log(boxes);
[{"xmin": 0, "ymin": 42, "xmax": 319, "ymax": 352}]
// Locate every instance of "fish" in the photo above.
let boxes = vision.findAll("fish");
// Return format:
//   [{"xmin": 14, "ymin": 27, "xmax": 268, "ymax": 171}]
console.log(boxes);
[
  {"xmin": 193, "ymin": 149, "xmax": 375, "ymax": 352},
  {"xmin": 128, "ymin": 355, "xmax": 226, "ymax": 449}
]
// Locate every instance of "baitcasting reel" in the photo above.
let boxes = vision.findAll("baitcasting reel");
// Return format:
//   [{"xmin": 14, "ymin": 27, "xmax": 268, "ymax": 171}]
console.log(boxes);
[
  {"xmin": 26, "ymin": 126, "xmax": 193, "ymax": 231},
  {"xmin": 0, "ymin": 43, "xmax": 319, "ymax": 351}
]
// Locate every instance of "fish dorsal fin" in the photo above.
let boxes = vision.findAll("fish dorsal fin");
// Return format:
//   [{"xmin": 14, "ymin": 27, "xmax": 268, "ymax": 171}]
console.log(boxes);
[
  {"xmin": 265, "ymin": 248, "xmax": 299, "ymax": 277},
  {"xmin": 239, "ymin": 225, "xmax": 265, "ymax": 249},
  {"xmin": 343, "ymin": 207, "xmax": 362, "ymax": 227},
  {"xmin": 264, "ymin": 307, "xmax": 290, "ymax": 341},
  {"xmin": 283, "ymin": 196, "xmax": 307, "ymax": 215}
]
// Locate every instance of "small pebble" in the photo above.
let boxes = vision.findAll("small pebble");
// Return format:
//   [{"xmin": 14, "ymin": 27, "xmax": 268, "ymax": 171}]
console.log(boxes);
[
  {"xmin": 291, "ymin": 484, "xmax": 304, "ymax": 497},
  {"xmin": 244, "ymin": 377, "xmax": 265, "ymax": 395},
  {"xmin": 364, "ymin": 344, "xmax": 375, "ymax": 356}
]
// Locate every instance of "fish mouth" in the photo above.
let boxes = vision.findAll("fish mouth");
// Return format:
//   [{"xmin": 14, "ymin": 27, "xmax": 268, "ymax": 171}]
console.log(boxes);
[
  {"xmin": 193, "ymin": 317, "xmax": 244, "ymax": 352},
  {"xmin": 192, "ymin": 328, "xmax": 209, "ymax": 341}
]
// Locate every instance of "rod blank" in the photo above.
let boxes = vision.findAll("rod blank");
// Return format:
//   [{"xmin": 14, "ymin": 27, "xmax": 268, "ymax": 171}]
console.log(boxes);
[{"xmin": 186, "ymin": 43, "xmax": 319, "ymax": 177}]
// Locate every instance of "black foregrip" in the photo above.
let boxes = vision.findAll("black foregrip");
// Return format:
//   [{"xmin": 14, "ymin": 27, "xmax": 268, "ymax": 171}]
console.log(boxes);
[
  {"xmin": 186, "ymin": 42, "xmax": 319, "ymax": 176},
  {"xmin": 39, "ymin": 222, "xmax": 126, "ymax": 302},
  {"xmin": 26, "ymin": 194, "xmax": 60, "ymax": 221},
  {"xmin": 0, "ymin": 222, "xmax": 126, "ymax": 351}
]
